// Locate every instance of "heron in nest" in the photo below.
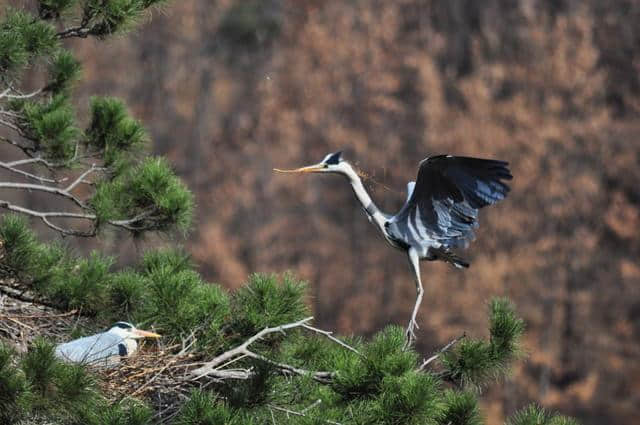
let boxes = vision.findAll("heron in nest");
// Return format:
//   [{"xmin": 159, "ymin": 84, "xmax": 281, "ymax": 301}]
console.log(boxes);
[
  {"xmin": 275, "ymin": 152, "xmax": 512, "ymax": 345},
  {"xmin": 55, "ymin": 321, "xmax": 161, "ymax": 367}
]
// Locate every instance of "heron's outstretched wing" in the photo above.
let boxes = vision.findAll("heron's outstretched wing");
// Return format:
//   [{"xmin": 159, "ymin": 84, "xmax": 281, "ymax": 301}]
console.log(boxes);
[{"xmin": 388, "ymin": 155, "xmax": 512, "ymax": 249}]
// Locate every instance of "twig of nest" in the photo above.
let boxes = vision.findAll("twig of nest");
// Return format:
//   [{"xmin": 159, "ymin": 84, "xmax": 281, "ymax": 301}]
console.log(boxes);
[{"xmin": 0, "ymin": 285, "xmax": 87, "ymax": 352}]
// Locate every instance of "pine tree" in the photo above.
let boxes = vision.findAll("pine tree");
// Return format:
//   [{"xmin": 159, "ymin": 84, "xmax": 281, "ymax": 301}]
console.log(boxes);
[{"xmin": 0, "ymin": 0, "xmax": 192, "ymax": 237}]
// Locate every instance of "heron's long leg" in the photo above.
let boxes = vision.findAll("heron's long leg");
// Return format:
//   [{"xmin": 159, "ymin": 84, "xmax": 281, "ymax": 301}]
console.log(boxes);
[{"xmin": 405, "ymin": 247, "xmax": 423, "ymax": 348}]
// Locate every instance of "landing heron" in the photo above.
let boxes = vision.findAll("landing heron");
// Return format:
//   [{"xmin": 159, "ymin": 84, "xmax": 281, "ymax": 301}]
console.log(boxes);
[
  {"xmin": 55, "ymin": 321, "xmax": 161, "ymax": 367},
  {"xmin": 275, "ymin": 152, "xmax": 512, "ymax": 345}
]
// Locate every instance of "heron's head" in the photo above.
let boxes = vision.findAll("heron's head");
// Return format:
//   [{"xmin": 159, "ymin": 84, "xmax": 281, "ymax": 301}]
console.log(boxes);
[
  {"xmin": 274, "ymin": 151, "xmax": 355, "ymax": 178},
  {"xmin": 107, "ymin": 322, "xmax": 161, "ymax": 340}
]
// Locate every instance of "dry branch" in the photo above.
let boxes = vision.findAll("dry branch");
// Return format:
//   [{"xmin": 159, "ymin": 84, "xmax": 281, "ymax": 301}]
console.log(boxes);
[
  {"xmin": 191, "ymin": 317, "xmax": 332, "ymax": 381},
  {"xmin": 417, "ymin": 333, "xmax": 466, "ymax": 371},
  {"xmin": 269, "ymin": 402, "xmax": 343, "ymax": 425}
]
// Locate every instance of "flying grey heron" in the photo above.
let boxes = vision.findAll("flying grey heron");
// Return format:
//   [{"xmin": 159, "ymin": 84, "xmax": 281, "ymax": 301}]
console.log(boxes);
[
  {"xmin": 55, "ymin": 321, "xmax": 161, "ymax": 367},
  {"xmin": 275, "ymin": 152, "xmax": 512, "ymax": 345}
]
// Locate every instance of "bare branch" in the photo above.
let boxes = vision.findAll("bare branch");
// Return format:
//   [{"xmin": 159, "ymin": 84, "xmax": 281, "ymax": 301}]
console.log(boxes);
[
  {"xmin": 191, "ymin": 317, "xmax": 331, "ymax": 381},
  {"xmin": 0, "ymin": 161, "xmax": 57, "ymax": 183},
  {"xmin": 417, "ymin": 334, "xmax": 466, "ymax": 371},
  {"xmin": 0, "ymin": 109, "xmax": 21, "ymax": 118},
  {"xmin": 0, "ymin": 200, "xmax": 96, "ymax": 237},
  {"xmin": 5, "ymin": 158, "xmax": 42, "ymax": 167},
  {"xmin": 0, "ymin": 198, "xmax": 164, "ymax": 236},
  {"xmin": 2, "ymin": 88, "xmax": 42, "ymax": 99},
  {"xmin": 244, "ymin": 351, "xmax": 333, "ymax": 384},
  {"xmin": 0, "ymin": 136, "xmax": 35, "ymax": 158},
  {"xmin": 269, "ymin": 404, "xmax": 342, "ymax": 425},
  {"xmin": 302, "ymin": 323, "xmax": 361, "ymax": 355},
  {"xmin": 0, "ymin": 117, "xmax": 22, "ymax": 133},
  {"xmin": 0, "ymin": 182, "xmax": 86, "ymax": 208},
  {"xmin": 65, "ymin": 164, "xmax": 103, "ymax": 192},
  {"xmin": 57, "ymin": 26, "xmax": 91, "ymax": 39},
  {"xmin": 5, "ymin": 155, "xmax": 76, "ymax": 170}
]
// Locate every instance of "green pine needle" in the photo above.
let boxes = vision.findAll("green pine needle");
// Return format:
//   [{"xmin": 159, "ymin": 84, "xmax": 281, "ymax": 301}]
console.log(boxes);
[
  {"xmin": 91, "ymin": 156, "xmax": 194, "ymax": 233},
  {"xmin": 371, "ymin": 372, "xmax": 442, "ymax": 425},
  {"xmin": 441, "ymin": 298, "xmax": 525, "ymax": 389},
  {"xmin": 16, "ymin": 94, "xmax": 79, "ymax": 161},
  {"xmin": 21, "ymin": 338, "xmax": 58, "ymax": 400},
  {"xmin": 332, "ymin": 326, "xmax": 418, "ymax": 401},
  {"xmin": 506, "ymin": 404, "xmax": 580, "ymax": 425},
  {"xmin": 46, "ymin": 251, "xmax": 113, "ymax": 314},
  {"xmin": 0, "ymin": 214, "xmax": 40, "ymax": 277},
  {"xmin": 174, "ymin": 390, "xmax": 237, "ymax": 425},
  {"xmin": 0, "ymin": 9, "xmax": 58, "ymax": 75},
  {"xmin": 84, "ymin": 0, "xmax": 147, "ymax": 38},
  {"xmin": 86, "ymin": 96, "xmax": 147, "ymax": 166},
  {"xmin": 97, "ymin": 399, "xmax": 153, "ymax": 425},
  {"xmin": 440, "ymin": 390, "xmax": 483, "ymax": 425},
  {"xmin": 0, "ymin": 343, "xmax": 29, "ymax": 423},
  {"xmin": 38, "ymin": 0, "xmax": 78, "ymax": 19},
  {"xmin": 229, "ymin": 273, "xmax": 309, "ymax": 342},
  {"xmin": 105, "ymin": 269, "xmax": 149, "ymax": 320},
  {"xmin": 141, "ymin": 247, "xmax": 194, "ymax": 275},
  {"xmin": 46, "ymin": 50, "xmax": 82, "ymax": 93}
]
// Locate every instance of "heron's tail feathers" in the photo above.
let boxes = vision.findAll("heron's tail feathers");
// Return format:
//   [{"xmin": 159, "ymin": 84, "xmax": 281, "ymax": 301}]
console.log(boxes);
[{"xmin": 433, "ymin": 247, "xmax": 470, "ymax": 269}]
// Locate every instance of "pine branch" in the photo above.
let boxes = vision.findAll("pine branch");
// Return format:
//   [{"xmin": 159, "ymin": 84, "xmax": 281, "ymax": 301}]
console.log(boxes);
[
  {"xmin": 418, "ymin": 334, "xmax": 466, "ymax": 371},
  {"xmin": 56, "ymin": 26, "xmax": 91, "ymax": 39},
  {"xmin": 0, "ymin": 136, "xmax": 36, "ymax": 159},
  {"xmin": 0, "ymin": 138, "xmax": 34, "ymax": 159},
  {"xmin": 191, "ymin": 317, "xmax": 335, "ymax": 384},
  {"xmin": 0, "ymin": 200, "xmax": 163, "ymax": 236},
  {"xmin": 0, "ymin": 160, "xmax": 57, "ymax": 183},
  {"xmin": 302, "ymin": 323, "xmax": 361, "ymax": 355},
  {"xmin": 64, "ymin": 164, "xmax": 103, "ymax": 192},
  {"xmin": 269, "ymin": 403, "xmax": 343, "ymax": 425},
  {"xmin": 0, "ymin": 182, "xmax": 86, "ymax": 208},
  {"xmin": 0, "ymin": 200, "xmax": 96, "ymax": 236},
  {"xmin": 0, "ymin": 117, "xmax": 22, "ymax": 133},
  {"xmin": 0, "ymin": 88, "xmax": 43, "ymax": 99}
]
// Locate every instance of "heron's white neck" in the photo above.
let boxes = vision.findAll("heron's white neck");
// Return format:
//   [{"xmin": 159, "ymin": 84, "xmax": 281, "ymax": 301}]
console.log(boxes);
[
  {"xmin": 122, "ymin": 338, "xmax": 138, "ymax": 356},
  {"xmin": 343, "ymin": 164, "xmax": 387, "ymax": 234}
]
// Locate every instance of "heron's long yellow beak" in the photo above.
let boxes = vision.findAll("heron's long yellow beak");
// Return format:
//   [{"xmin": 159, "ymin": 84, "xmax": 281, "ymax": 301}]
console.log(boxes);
[
  {"xmin": 273, "ymin": 164, "xmax": 324, "ymax": 173},
  {"xmin": 134, "ymin": 329, "xmax": 162, "ymax": 338}
]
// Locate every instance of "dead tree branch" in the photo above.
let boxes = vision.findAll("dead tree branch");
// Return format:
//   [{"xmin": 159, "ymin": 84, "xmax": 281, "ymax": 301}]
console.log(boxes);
[
  {"xmin": 0, "ymin": 160, "xmax": 57, "ymax": 183},
  {"xmin": 191, "ymin": 317, "xmax": 335, "ymax": 384},
  {"xmin": 302, "ymin": 323, "xmax": 361, "ymax": 355},
  {"xmin": 269, "ymin": 402, "xmax": 342, "ymax": 425},
  {"xmin": 417, "ymin": 333, "xmax": 466, "ymax": 371}
]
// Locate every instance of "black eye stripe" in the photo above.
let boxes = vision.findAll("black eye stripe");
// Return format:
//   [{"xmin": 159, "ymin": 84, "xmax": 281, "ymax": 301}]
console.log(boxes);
[{"xmin": 114, "ymin": 322, "xmax": 133, "ymax": 329}]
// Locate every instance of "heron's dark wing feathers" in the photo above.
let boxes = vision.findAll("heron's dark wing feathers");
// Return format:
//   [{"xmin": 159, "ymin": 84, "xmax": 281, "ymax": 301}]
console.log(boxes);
[{"xmin": 390, "ymin": 155, "xmax": 512, "ymax": 249}]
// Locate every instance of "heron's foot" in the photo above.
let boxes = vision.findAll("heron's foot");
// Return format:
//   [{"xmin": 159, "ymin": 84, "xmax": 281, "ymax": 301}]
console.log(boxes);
[{"xmin": 404, "ymin": 318, "xmax": 419, "ymax": 349}]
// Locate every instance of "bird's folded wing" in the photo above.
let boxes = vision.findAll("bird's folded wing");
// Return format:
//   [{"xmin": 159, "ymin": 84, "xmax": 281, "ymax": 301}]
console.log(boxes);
[{"xmin": 55, "ymin": 333, "xmax": 124, "ymax": 365}]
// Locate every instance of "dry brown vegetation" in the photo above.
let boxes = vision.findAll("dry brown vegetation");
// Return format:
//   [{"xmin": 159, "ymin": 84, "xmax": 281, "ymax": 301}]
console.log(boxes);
[{"xmin": 3, "ymin": 1, "xmax": 639, "ymax": 423}]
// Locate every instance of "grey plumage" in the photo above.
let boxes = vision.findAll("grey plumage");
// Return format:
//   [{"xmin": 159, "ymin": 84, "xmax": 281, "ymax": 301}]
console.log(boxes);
[
  {"xmin": 55, "ymin": 321, "xmax": 160, "ymax": 368},
  {"xmin": 55, "ymin": 332, "xmax": 128, "ymax": 367}
]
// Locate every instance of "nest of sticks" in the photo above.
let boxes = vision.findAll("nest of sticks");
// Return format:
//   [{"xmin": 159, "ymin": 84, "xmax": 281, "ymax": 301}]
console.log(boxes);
[
  {"xmin": 0, "ymin": 280, "xmax": 91, "ymax": 352},
  {"xmin": 0, "ymin": 278, "xmax": 206, "ymax": 422}
]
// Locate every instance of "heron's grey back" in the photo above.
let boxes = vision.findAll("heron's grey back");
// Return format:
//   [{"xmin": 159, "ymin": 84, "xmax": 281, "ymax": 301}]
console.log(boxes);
[{"xmin": 55, "ymin": 332, "xmax": 125, "ymax": 366}]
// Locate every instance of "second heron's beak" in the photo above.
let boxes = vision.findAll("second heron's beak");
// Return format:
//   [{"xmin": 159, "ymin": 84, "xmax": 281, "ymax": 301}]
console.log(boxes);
[
  {"xmin": 133, "ymin": 329, "xmax": 162, "ymax": 339},
  {"xmin": 274, "ymin": 163, "xmax": 326, "ymax": 174}
]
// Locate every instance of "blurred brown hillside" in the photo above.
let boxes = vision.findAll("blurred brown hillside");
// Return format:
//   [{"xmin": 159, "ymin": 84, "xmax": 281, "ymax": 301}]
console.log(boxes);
[{"xmin": 7, "ymin": 0, "xmax": 640, "ymax": 423}]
